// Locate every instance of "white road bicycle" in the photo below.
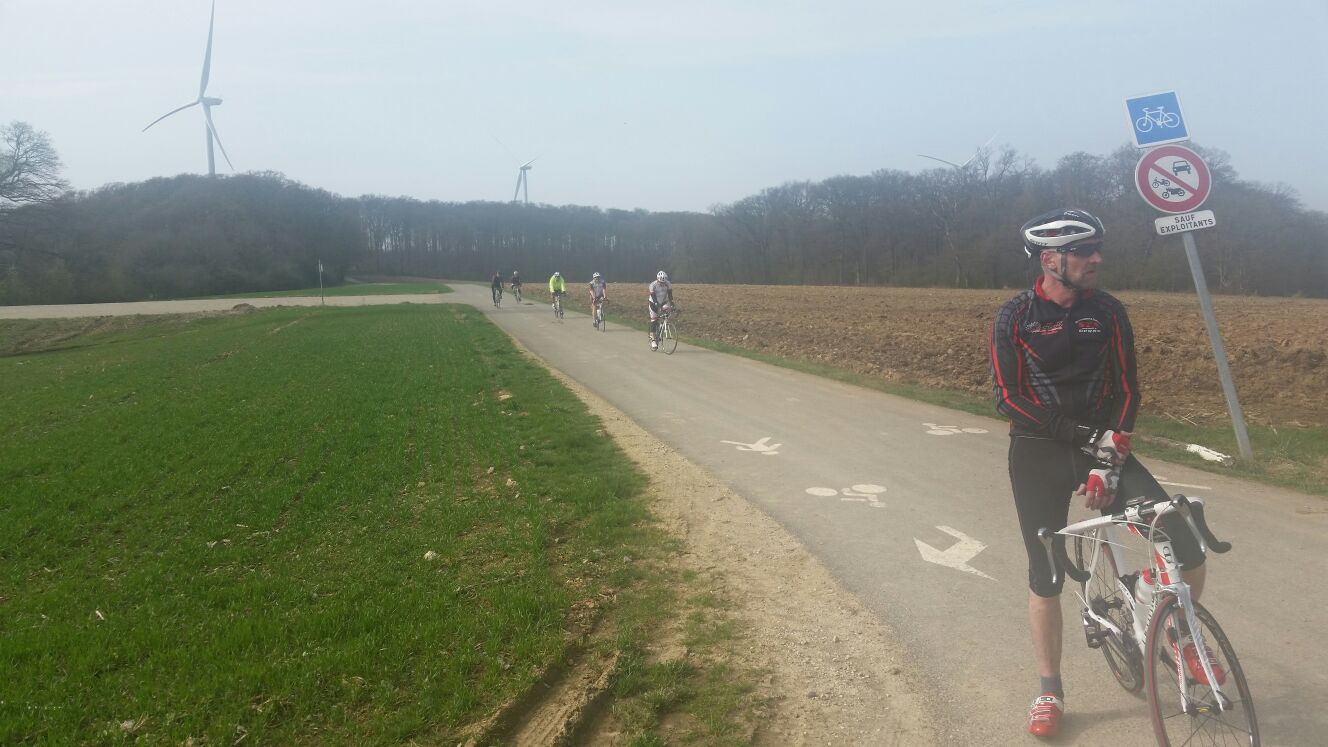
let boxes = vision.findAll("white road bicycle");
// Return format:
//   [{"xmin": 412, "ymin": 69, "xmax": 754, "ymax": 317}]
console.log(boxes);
[
  {"xmin": 511, "ymin": 283, "xmax": 522, "ymax": 303},
  {"xmin": 551, "ymin": 292, "xmax": 565, "ymax": 321},
  {"xmin": 1038, "ymin": 495, "xmax": 1257, "ymax": 746},
  {"xmin": 656, "ymin": 308, "xmax": 678, "ymax": 354},
  {"xmin": 593, "ymin": 298, "xmax": 606, "ymax": 332}
]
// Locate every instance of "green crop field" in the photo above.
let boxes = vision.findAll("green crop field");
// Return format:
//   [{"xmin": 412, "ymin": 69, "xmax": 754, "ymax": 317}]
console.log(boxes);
[{"xmin": 0, "ymin": 304, "xmax": 651, "ymax": 744}]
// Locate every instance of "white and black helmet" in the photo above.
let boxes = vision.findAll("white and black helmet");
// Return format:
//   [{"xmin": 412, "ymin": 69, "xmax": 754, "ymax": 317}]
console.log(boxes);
[
  {"xmin": 656, "ymin": 271, "xmax": 669, "ymax": 282},
  {"xmin": 592, "ymin": 272, "xmax": 601, "ymax": 279},
  {"xmin": 1021, "ymin": 208, "xmax": 1105, "ymax": 258}
]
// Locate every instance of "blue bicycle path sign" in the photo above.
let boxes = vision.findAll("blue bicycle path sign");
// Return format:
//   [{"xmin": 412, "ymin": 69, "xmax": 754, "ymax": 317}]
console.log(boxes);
[{"xmin": 1124, "ymin": 91, "xmax": 1190, "ymax": 148}]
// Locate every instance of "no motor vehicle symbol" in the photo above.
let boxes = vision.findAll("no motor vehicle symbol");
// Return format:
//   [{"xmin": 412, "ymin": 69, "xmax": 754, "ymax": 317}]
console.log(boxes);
[{"xmin": 1135, "ymin": 144, "xmax": 1211, "ymax": 214}]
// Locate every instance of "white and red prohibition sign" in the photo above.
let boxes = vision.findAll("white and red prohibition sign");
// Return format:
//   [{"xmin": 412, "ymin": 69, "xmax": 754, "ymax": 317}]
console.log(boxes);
[{"xmin": 1135, "ymin": 144, "xmax": 1211, "ymax": 213}]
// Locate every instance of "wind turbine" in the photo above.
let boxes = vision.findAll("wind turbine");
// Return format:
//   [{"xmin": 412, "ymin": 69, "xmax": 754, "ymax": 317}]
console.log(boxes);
[
  {"xmin": 918, "ymin": 133, "xmax": 998, "ymax": 170},
  {"xmin": 512, "ymin": 157, "xmax": 537, "ymax": 205},
  {"xmin": 143, "ymin": 0, "xmax": 233, "ymax": 176}
]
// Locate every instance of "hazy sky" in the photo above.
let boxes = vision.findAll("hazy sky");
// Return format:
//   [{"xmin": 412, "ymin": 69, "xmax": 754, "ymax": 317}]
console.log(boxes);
[{"xmin": 4, "ymin": 0, "xmax": 1326, "ymax": 213}]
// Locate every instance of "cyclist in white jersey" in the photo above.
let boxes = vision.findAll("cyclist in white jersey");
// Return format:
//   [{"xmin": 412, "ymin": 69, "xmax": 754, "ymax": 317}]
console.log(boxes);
[
  {"xmin": 647, "ymin": 271, "xmax": 675, "ymax": 351},
  {"xmin": 588, "ymin": 273, "xmax": 608, "ymax": 328}
]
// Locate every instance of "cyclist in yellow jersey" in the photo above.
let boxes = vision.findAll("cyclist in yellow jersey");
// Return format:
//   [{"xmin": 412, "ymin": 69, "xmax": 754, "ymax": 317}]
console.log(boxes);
[{"xmin": 548, "ymin": 272, "xmax": 567, "ymax": 313}]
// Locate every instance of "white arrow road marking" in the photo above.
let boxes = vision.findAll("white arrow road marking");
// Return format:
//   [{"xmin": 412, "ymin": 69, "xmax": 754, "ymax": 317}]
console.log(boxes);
[
  {"xmin": 720, "ymin": 436, "xmax": 782, "ymax": 455},
  {"xmin": 914, "ymin": 526, "xmax": 994, "ymax": 580}
]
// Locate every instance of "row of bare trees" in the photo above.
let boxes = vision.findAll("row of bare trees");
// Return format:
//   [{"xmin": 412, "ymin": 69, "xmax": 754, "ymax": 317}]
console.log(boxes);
[{"xmin": 3, "ymin": 119, "xmax": 1324, "ymax": 305}]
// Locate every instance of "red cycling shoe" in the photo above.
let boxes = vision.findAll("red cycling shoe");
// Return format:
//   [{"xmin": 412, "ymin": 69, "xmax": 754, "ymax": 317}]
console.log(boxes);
[
  {"xmin": 1027, "ymin": 693, "xmax": 1064, "ymax": 738},
  {"xmin": 1174, "ymin": 638, "xmax": 1228, "ymax": 686}
]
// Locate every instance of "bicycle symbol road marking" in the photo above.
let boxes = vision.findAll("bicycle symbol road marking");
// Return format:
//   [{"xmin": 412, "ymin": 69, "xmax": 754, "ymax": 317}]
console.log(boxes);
[
  {"xmin": 805, "ymin": 484, "xmax": 887, "ymax": 508},
  {"xmin": 923, "ymin": 423, "xmax": 988, "ymax": 436}
]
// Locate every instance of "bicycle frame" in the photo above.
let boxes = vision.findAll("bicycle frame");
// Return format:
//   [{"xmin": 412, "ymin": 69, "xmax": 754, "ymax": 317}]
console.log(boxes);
[{"xmin": 1042, "ymin": 497, "xmax": 1231, "ymax": 714}]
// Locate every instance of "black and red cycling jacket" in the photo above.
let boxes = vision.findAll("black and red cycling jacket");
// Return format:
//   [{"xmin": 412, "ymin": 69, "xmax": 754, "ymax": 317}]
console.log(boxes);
[{"xmin": 990, "ymin": 276, "xmax": 1140, "ymax": 444}]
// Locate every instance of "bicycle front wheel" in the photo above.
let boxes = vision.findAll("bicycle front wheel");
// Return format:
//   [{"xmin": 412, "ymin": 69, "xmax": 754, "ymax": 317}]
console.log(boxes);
[
  {"xmin": 1145, "ymin": 593, "xmax": 1258, "ymax": 746},
  {"xmin": 662, "ymin": 318, "xmax": 678, "ymax": 354},
  {"xmin": 1074, "ymin": 530, "xmax": 1144, "ymax": 695}
]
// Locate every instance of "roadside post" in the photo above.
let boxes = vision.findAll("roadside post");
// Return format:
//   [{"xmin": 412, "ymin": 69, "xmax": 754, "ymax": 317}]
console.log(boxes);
[
  {"xmin": 318, "ymin": 259, "xmax": 325, "ymax": 306},
  {"xmin": 1127, "ymin": 91, "xmax": 1253, "ymax": 460}
]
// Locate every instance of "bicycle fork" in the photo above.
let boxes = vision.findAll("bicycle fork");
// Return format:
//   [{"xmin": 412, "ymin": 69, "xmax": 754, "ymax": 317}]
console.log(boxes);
[{"xmin": 1163, "ymin": 582, "xmax": 1233, "ymax": 714}]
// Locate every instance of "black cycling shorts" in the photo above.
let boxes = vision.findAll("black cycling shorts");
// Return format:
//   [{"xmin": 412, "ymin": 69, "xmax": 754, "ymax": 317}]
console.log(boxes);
[{"xmin": 1008, "ymin": 435, "xmax": 1205, "ymax": 597}]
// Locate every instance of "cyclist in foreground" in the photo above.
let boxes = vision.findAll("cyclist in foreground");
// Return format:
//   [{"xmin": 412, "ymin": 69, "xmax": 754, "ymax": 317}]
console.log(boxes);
[
  {"xmin": 990, "ymin": 208, "xmax": 1211, "ymax": 739},
  {"xmin": 647, "ymin": 270, "xmax": 675, "ymax": 351},
  {"xmin": 548, "ymin": 271, "xmax": 566, "ymax": 314},
  {"xmin": 588, "ymin": 272, "xmax": 607, "ymax": 328},
  {"xmin": 490, "ymin": 270, "xmax": 504, "ymax": 306}
]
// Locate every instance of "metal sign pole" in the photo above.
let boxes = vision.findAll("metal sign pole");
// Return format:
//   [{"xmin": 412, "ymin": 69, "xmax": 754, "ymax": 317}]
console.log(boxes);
[
  {"xmin": 318, "ymin": 259, "xmax": 325, "ymax": 306},
  {"xmin": 1181, "ymin": 232, "xmax": 1253, "ymax": 460}
]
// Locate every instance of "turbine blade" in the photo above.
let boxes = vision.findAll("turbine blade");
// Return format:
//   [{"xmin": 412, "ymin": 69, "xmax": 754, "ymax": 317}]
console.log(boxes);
[
  {"xmin": 144, "ymin": 101, "xmax": 200, "ymax": 131},
  {"xmin": 513, "ymin": 171, "xmax": 523, "ymax": 202},
  {"xmin": 521, "ymin": 157, "xmax": 538, "ymax": 168},
  {"xmin": 203, "ymin": 106, "xmax": 234, "ymax": 170},
  {"xmin": 918, "ymin": 154, "xmax": 962, "ymax": 169},
  {"xmin": 490, "ymin": 133, "xmax": 517, "ymax": 161},
  {"xmin": 200, "ymin": 0, "xmax": 217, "ymax": 97}
]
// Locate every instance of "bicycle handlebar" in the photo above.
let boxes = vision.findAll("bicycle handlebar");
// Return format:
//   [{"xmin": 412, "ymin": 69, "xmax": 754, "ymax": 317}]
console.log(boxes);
[{"xmin": 1038, "ymin": 494, "xmax": 1231, "ymax": 590}]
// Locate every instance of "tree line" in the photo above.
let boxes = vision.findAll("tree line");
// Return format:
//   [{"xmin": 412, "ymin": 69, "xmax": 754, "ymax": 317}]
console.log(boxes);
[{"xmin": 3, "ymin": 120, "xmax": 1324, "ymax": 304}]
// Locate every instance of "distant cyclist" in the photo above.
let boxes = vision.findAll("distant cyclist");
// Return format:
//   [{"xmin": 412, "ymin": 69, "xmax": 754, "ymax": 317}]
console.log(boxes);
[
  {"xmin": 647, "ymin": 271, "xmax": 675, "ymax": 352},
  {"xmin": 490, "ymin": 270, "xmax": 503, "ymax": 306},
  {"xmin": 510, "ymin": 270, "xmax": 522, "ymax": 293},
  {"xmin": 588, "ymin": 272, "xmax": 608, "ymax": 328},
  {"xmin": 548, "ymin": 271, "xmax": 567, "ymax": 313}
]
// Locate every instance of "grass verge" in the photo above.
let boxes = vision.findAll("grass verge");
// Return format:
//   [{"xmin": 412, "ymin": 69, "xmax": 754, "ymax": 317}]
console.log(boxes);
[
  {"xmin": 0, "ymin": 305, "xmax": 758, "ymax": 744},
  {"xmin": 525, "ymin": 286, "xmax": 1326, "ymax": 496}
]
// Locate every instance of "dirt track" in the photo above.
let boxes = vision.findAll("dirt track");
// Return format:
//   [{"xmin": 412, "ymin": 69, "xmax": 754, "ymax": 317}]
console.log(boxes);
[{"xmin": 674, "ymin": 285, "xmax": 1328, "ymax": 429}]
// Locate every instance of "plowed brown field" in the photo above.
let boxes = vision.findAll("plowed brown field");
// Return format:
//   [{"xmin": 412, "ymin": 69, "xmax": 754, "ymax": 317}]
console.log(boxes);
[{"xmin": 671, "ymin": 285, "xmax": 1328, "ymax": 430}]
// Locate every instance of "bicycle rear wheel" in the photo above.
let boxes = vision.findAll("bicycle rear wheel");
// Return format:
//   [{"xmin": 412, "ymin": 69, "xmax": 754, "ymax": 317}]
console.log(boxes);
[
  {"xmin": 597, "ymin": 306, "xmax": 606, "ymax": 331},
  {"xmin": 514, "ymin": 288, "xmax": 522, "ymax": 302},
  {"xmin": 662, "ymin": 317, "xmax": 678, "ymax": 354},
  {"xmin": 1074, "ymin": 530, "xmax": 1144, "ymax": 694},
  {"xmin": 1145, "ymin": 593, "xmax": 1258, "ymax": 746}
]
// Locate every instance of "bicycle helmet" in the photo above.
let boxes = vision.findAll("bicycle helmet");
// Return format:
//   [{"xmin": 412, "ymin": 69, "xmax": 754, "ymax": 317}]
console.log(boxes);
[
  {"xmin": 1021, "ymin": 208, "xmax": 1104, "ymax": 258},
  {"xmin": 592, "ymin": 272, "xmax": 601, "ymax": 279},
  {"xmin": 656, "ymin": 271, "xmax": 668, "ymax": 282},
  {"xmin": 553, "ymin": 271, "xmax": 561, "ymax": 277}
]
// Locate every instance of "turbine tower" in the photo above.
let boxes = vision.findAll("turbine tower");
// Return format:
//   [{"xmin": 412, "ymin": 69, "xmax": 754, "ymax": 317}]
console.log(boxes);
[
  {"xmin": 512, "ymin": 157, "xmax": 537, "ymax": 205},
  {"xmin": 143, "ymin": 0, "xmax": 233, "ymax": 176}
]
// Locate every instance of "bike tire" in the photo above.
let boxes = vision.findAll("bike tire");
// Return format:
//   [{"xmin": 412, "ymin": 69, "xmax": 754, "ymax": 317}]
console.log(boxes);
[
  {"xmin": 1145, "ymin": 593, "xmax": 1258, "ymax": 746},
  {"xmin": 597, "ymin": 306, "xmax": 606, "ymax": 332},
  {"xmin": 662, "ymin": 318, "xmax": 678, "ymax": 355},
  {"xmin": 1074, "ymin": 531, "xmax": 1144, "ymax": 695},
  {"xmin": 1163, "ymin": 112, "xmax": 1180, "ymax": 128},
  {"xmin": 1136, "ymin": 115, "xmax": 1154, "ymax": 133},
  {"xmin": 514, "ymin": 288, "xmax": 522, "ymax": 303}
]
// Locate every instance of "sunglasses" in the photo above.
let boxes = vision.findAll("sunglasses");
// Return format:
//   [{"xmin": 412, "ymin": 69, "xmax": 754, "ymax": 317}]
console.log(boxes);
[{"xmin": 1058, "ymin": 242, "xmax": 1102, "ymax": 258}]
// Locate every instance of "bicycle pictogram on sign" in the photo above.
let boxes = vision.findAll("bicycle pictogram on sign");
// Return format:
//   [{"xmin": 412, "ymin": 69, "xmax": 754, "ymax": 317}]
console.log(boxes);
[{"xmin": 1124, "ymin": 91, "xmax": 1190, "ymax": 148}]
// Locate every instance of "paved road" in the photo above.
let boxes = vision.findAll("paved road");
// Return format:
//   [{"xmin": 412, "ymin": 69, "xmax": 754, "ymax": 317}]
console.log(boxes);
[
  {"xmin": 456, "ymin": 285, "xmax": 1325, "ymax": 746},
  {"xmin": 9, "ymin": 289, "xmax": 1325, "ymax": 743}
]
